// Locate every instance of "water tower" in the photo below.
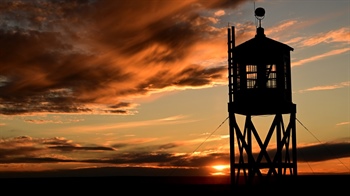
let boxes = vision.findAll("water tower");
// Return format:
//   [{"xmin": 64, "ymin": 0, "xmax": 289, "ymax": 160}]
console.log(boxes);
[{"xmin": 227, "ymin": 7, "xmax": 297, "ymax": 185}]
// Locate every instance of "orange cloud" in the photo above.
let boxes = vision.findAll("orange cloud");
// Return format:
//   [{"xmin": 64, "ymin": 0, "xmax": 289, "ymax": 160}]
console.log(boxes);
[
  {"xmin": 298, "ymin": 81, "xmax": 349, "ymax": 93},
  {"xmin": 0, "ymin": 0, "xmax": 247, "ymax": 115},
  {"xmin": 293, "ymin": 48, "xmax": 350, "ymax": 67},
  {"xmin": 265, "ymin": 20, "xmax": 298, "ymax": 35},
  {"xmin": 64, "ymin": 115, "xmax": 197, "ymax": 132},
  {"xmin": 336, "ymin": 122, "xmax": 350, "ymax": 126},
  {"xmin": 301, "ymin": 27, "xmax": 350, "ymax": 47},
  {"xmin": 214, "ymin": 10, "xmax": 226, "ymax": 17}
]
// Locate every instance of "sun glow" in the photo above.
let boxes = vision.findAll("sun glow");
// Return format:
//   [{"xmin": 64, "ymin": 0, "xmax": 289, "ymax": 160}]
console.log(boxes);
[
  {"xmin": 210, "ymin": 164, "xmax": 230, "ymax": 176},
  {"xmin": 212, "ymin": 165, "xmax": 228, "ymax": 171}
]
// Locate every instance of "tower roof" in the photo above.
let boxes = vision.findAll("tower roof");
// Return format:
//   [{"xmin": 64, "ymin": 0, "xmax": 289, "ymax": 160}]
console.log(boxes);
[{"xmin": 235, "ymin": 27, "xmax": 294, "ymax": 53}]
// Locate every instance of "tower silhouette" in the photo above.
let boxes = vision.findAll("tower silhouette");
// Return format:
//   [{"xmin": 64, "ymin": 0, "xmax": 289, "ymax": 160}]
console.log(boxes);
[{"xmin": 227, "ymin": 7, "xmax": 297, "ymax": 185}]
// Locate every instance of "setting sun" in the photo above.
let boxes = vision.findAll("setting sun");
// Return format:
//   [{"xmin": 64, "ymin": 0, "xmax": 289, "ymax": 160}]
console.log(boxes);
[
  {"xmin": 211, "ymin": 164, "xmax": 230, "ymax": 176},
  {"xmin": 212, "ymin": 165, "xmax": 229, "ymax": 171}
]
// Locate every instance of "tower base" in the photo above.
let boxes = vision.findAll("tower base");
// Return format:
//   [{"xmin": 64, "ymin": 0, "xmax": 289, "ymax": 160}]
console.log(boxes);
[{"xmin": 229, "ymin": 112, "xmax": 297, "ymax": 185}]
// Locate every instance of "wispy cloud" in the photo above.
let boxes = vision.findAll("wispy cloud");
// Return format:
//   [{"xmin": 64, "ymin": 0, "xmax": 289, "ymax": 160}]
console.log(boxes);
[
  {"xmin": 301, "ymin": 27, "xmax": 350, "ymax": 47},
  {"xmin": 285, "ymin": 27, "xmax": 350, "ymax": 67},
  {"xmin": 24, "ymin": 116, "xmax": 85, "ymax": 124},
  {"xmin": 299, "ymin": 81, "xmax": 349, "ymax": 93},
  {"xmin": 336, "ymin": 122, "xmax": 349, "ymax": 126},
  {"xmin": 265, "ymin": 20, "xmax": 298, "ymax": 35},
  {"xmin": 293, "ymin": 48, "xmax": 350, "ymax": 67},
  {"xmin": 269, "ymin": 23, "xmax": 349, "ymax": 67},
  {"xmin": 0, "ymin": 136, "xmax": 115, "ymax": 163},
  {"xmin": 65, "ymin": 115, "xmax": 197, "ymax": 132}
]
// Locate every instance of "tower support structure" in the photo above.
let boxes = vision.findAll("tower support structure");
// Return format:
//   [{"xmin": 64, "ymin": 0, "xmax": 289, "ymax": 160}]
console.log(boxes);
[{"xmin": 229, "ymin": 112, "xmax": 297, "ymax": 185}]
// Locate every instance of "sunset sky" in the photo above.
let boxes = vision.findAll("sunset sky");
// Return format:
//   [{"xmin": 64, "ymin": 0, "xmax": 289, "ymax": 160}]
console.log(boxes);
[{"xmin": 0, "ymin": 0, "xmax": 349, "ymax": 178}]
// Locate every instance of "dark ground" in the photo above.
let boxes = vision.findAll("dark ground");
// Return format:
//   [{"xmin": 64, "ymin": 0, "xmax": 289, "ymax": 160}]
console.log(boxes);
[{"xmin": 1, "ymin": 175, "xmax": 348, "ymax": 194}]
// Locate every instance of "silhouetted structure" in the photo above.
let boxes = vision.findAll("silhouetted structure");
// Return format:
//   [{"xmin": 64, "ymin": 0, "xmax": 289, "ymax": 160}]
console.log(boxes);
[{"xmin": 227, "ymin": 7, "xmax": 297, "ymax": 185}]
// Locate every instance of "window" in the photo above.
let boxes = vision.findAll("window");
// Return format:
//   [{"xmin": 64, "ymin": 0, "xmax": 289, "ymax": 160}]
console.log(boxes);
[
  {"xmin": 266, "ymin": 64, "xmax": 277, "ymax": 88},
  {"xmin": 236, "ymin": 65, "xmax": 240, "ymax": 90},
  {"xmin": 246, "ymin": 65, "xmax": 257, "ymax": 89},
  {"xmin": 284, "ymin": 57, "xmax": 288, "ymax": 90}
]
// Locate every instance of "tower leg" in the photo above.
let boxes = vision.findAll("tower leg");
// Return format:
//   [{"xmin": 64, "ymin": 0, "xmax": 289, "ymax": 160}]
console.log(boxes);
[
  {"xmin": 230, "ymin": 113, "xmax": 297, "ymax": 185},
  {"xmin": 229, "ymin": 111, "xmax": 235, "ymax": 185}
]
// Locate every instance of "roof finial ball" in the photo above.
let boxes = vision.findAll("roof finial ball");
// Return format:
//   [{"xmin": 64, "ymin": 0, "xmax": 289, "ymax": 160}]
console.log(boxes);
[
  {"xmin": 255, "ymin": 7, "xmax": 265, "ymax": 28},
  {"xmin": 255, "ymin": 7, "xmax": 265, "ymax": 36}
]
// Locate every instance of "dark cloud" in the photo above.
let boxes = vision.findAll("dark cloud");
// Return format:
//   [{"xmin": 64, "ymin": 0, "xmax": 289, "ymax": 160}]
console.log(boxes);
[
  {"xmin": 0, "ymin": 0, "xmax": 247, "ymax": 115},
  {"xmin": 297, "ymin": 142, "xmax": 350, "ymax": 162},
  {"xmin": 0, "ymin": 135, "xmax": 227, "ymax": 169},
  {"xmin": 108, "ymin": 153, "xmax": 178, "ymax": 165},
  {"xmin": 111, "ymin": 143, "xmax": 130, "ymax": 149},
  {"xmin": 48, "ymin": 145, "xmax": 115, "ymax": 152},
  {"xmin": 0, "ymin": 157, "xmax": 76, "ymax": 164},
  {"xmin": 250, "ymin": 141, "xmax": 350, "ymax": 163},
  {"xmin": 110, "ymin": 142, "xmax": 180, "ymax": 152},
  {"xmin": 167, "ymin": 152, "xmax": 229, "ymax": 168},
  {"xmin": 1, "ymin": 136, "xmax": 348, "ymax": 175},
  {"xmin": 198, "ymin": 0, "xmax": 250, "ymax": 9},
  {"xmin": 0, "ymin": 136, "xmax": 115, "ymax": 162},
  {"xmin": 0, "ymin": 146, "xmax": 39, "ymax": 159}
]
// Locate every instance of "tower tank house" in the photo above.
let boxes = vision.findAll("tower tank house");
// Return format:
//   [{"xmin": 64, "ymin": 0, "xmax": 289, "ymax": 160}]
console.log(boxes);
[{"xmin": 227, "ymin": 7, "xmax": 297, "ymax": 185}]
